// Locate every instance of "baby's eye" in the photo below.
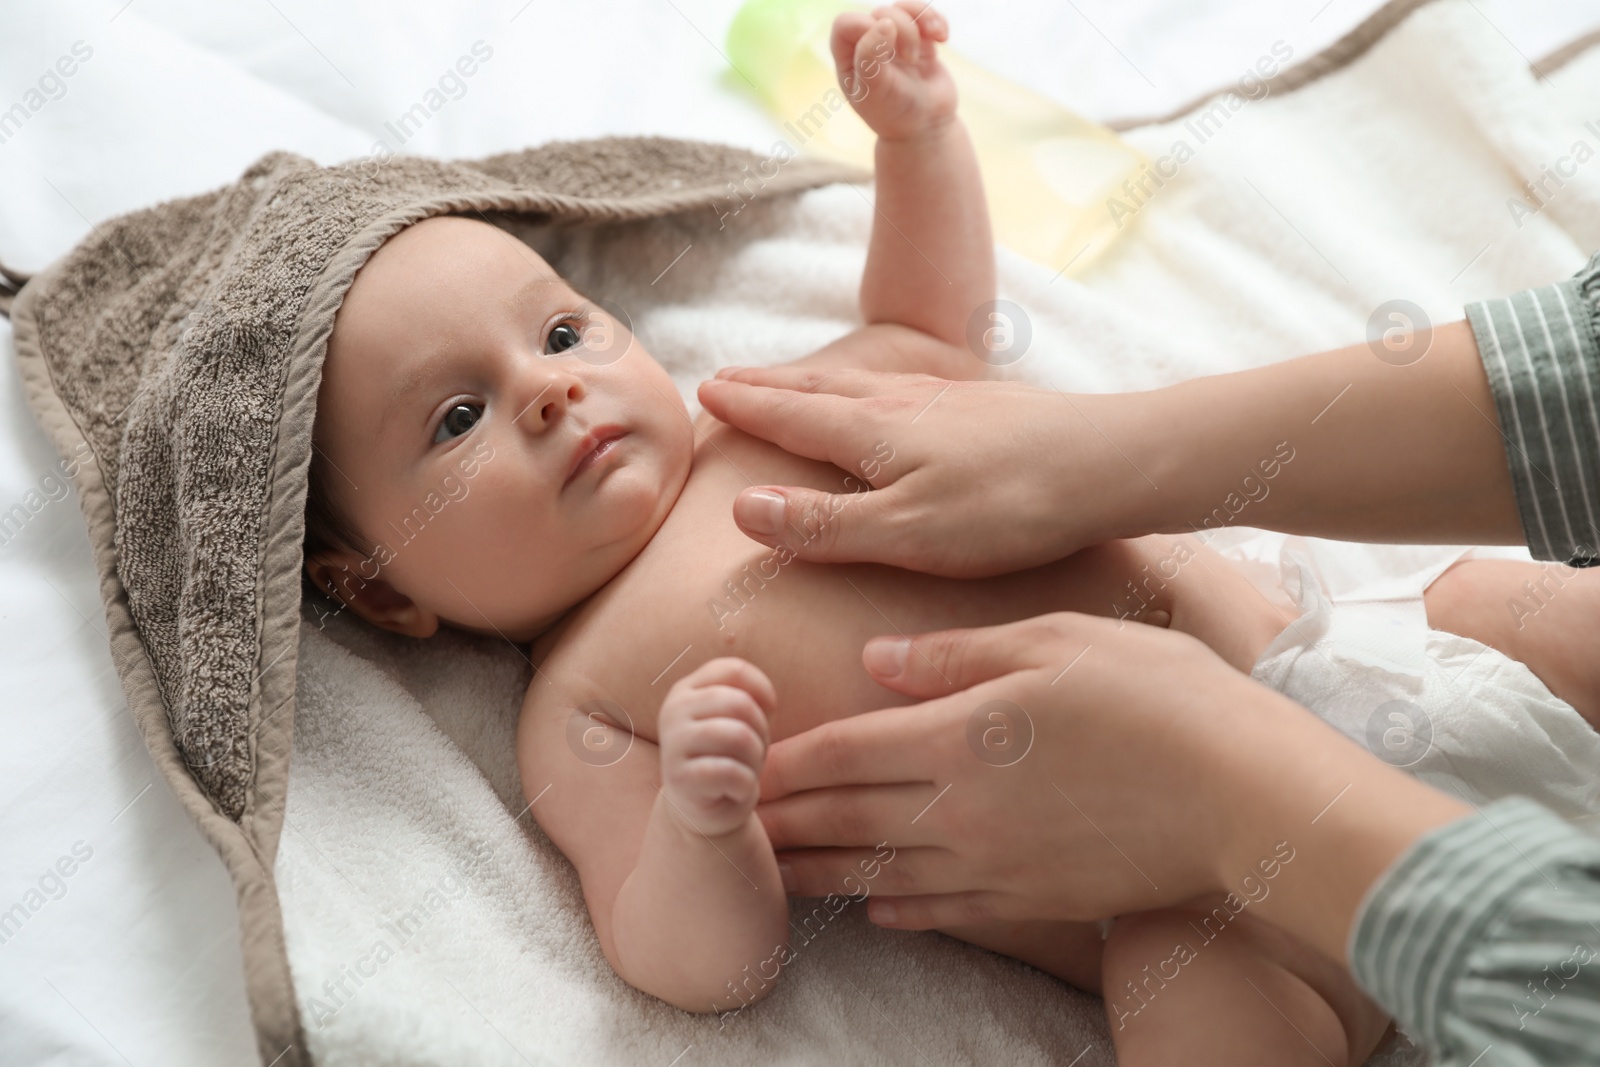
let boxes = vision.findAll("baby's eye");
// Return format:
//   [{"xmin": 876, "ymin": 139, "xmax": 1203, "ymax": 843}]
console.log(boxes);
[
  {"xmin": 433, "ymin": 402, "xmax": 483, "ymax": 444},
  {"xmin": 545, "ymin": 320, "xmax": 584, "ymax": 355}
]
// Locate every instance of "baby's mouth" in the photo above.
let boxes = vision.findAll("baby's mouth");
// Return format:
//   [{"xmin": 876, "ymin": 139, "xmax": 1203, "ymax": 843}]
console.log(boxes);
[{"xmin": 563, "ymin": 425, "xmax": 629, "ymax": 488}]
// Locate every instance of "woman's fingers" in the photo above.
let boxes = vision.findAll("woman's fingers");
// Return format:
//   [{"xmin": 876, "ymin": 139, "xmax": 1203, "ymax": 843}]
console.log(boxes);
[
  {"xmin": 698, "ymin": 372, "xmax": 914, "ymax": 488},
  {"xmin": 862, "ymin": 613, "xmax": 1094, "ymax": 697},
  {"xmin": 730, "ymin": 482, "xmax": 907, "ymax": 562},
  {"xmin": 759, "ymin": 703, "xmax": 948, "ymax": 800},
  {"xmin": 758, "ymin": 782, "xmax": 942, "ymax": 850},
  {"xmin": 706, "ymin": 362, "xmax": 922, "ymax": 397},
  {"xmin": 705, "ymin": 364, "xmax": 850, "ymax": 393},
  {"xmin": 697, "ymin": 378, "xmax": 885, "ymax": 468},
  {"xmin": 866, "ymin": 891, "xmax": 1012, "ymax": 930},
  {"xmin": 702, "ymin": 372, "xmax": 1109, "ymax": 578},
  {"xmin": 773, "ymin": 844, "xmax": 951, "ymax": 898}
]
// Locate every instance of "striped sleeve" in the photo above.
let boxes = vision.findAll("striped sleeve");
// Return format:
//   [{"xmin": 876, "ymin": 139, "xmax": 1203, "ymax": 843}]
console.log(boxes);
[
  {"xmin": 1465, "ymin": 251, "xmax": 1600, "ymax": 564},
  {"xmin": 1350, "ymin": 797, "xmax": 1600, "ymax": 1066}
]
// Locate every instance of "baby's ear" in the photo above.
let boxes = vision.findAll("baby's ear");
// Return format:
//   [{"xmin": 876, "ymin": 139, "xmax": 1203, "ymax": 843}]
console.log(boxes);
[{"xmin": 304, "ymin": 550, "xmax": 440, "ymax": 639}]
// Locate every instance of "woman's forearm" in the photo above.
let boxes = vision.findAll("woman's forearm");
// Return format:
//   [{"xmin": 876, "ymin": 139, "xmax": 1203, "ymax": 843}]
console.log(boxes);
[
  {"xmin": 1196, "ymin": 685, "xmax": 1472, "ymax": 965},
  {"xmin": 1116, "ymin": 320, "xmax": 1523, "ymax": 547},
  {"xmin": 697, "ymin": 321, "xmax": 1524, "ymax": 577},
  {"xmin": 1201, "ymin": 686, "xmax": 1600, "ymax": 1067}
]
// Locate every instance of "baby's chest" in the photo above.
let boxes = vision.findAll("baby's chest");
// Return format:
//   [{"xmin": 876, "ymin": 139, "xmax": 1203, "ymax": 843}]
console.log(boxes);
[
  {"xmin": 540, "ymin": 545, "xmax": 896, "ymax": 748},
  {"xmin": 535, "ymin": 441, "xmax": 915, "ymax": 743},
  {"xmin": 530, "ymin": 424, "xmax": 1064, "ymax": 744}
]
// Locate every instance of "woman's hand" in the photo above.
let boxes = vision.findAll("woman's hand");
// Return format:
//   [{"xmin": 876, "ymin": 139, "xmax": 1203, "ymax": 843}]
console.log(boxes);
[
  {"xmin": 697, "ymin": 368, "xmax": 1143, "ymax": 577},
  {"xmin": 760, "ymin": 614, "xmax": 1246, "ymax": 920},
  {"xmin": 697, "ymin": 322, "xmax": 1523, "ymax": 577},
  {"xmin": 756, "ymin": 613, "xmax": 1471, "ymax": 964}
]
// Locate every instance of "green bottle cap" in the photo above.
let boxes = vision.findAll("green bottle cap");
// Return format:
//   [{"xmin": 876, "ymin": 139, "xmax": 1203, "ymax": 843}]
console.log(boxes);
[{"xmin": 726, "ymin": 0, "xmax": 855, "ymax": 109}]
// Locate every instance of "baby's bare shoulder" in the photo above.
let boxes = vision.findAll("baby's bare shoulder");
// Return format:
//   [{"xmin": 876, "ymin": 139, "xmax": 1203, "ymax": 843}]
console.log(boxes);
[
  {"xmin": 515, "ymin": 581, "xmax": 708, "ymax": 751},
  {"xmin": 516, "ymin": 631, "xmax": 627, "ymax": 748}
]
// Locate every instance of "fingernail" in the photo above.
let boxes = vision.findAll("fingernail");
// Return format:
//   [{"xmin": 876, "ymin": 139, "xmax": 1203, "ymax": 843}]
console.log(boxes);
[
  {"xmin": 777, "ymin": 861, "xmax": 796, "ymax": 893},
  {"xmin": 715, "ymin": 366, "xmax": 747, "ymax": 379},
  {"xmin": 870, "ymin": 900, "xmax": 897, "ymax": 925},
  {"xmin": 735, "ymin": 489, "xmax": 785, "ymax": 538},
  {"xmin": 863, "ymin": 637, "xmax": 909, "ymax": 678}
]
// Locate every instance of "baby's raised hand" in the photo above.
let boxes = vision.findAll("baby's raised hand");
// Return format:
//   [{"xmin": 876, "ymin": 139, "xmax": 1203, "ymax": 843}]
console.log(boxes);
[
  {"xmin": 657, "ymin": 658, "xmax": 775, "ymax": 837},
  {"xmin": 831, "ymin": 2, "xmax": 957, "ymax": 142}
]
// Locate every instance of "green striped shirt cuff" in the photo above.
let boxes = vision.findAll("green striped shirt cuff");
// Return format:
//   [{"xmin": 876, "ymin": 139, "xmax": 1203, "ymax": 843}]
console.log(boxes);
[
  {"xmin": 1351, "ymin": 797, "xmax": 1600, "ymax": 1066},
  {"xmin": 1466, "ymin": 251, "xmax": 1600, "ymax": 564}
]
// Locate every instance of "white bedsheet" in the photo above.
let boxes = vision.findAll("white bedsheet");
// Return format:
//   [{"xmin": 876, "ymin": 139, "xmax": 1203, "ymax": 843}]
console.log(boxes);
[{"xmin": 3, "ymin": 2, "xmax": 1598, "ymax": 1064}]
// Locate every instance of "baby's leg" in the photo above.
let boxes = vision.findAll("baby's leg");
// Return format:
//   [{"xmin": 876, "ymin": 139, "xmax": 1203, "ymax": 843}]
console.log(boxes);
[
  {"xmin": 1425, "ymin": 557, "xmax": 1600, "ymax": 728},
  {"xmin": 1062, "ymin": 535, "xmax": 1295, "ymax": 674},
  {"xmin": 937, "ymin": 919, "xmax": 1105, "ymax": 993},
  {"xmin": 1102, "ymin": 902, "xmax": 1390, "ymax": 1067}
]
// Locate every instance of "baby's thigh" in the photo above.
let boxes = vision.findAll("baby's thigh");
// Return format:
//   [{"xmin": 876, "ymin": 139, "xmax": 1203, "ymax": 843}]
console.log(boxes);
[
  {"xmin": 1102, "ymin": 901, "xmax": 1390, "ymax": 1067},
  {"xmin": 936, "ymin": 919, "xmax": 1105, "ymax": 994},
  {"xmin": 1063, "ymin": 535, "xmax": 1293, "ymax": 673}
]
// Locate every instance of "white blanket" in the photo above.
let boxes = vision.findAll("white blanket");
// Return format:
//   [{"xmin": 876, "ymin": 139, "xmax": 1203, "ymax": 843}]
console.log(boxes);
[{"xmin": 273, "ymin": 5, "xmax": 1600, "ymax": 1065}]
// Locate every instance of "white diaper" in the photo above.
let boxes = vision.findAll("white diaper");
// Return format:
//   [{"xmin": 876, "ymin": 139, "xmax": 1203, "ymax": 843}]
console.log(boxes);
[{"xmin": 1205, "ymin": 531, "xmax": 1600, "ymax": 824}]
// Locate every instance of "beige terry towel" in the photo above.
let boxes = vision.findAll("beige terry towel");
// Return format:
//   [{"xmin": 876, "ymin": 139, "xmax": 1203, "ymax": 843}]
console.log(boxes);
[{"xmin": 2, "ymin": 138, "xmax": 857, "ymax": 1066}]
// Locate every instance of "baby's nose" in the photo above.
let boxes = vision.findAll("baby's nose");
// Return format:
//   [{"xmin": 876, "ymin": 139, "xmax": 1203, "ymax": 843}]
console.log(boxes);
[{"xmin": 514, "ymin": 373, "xmax": 584, "ymax": 429}]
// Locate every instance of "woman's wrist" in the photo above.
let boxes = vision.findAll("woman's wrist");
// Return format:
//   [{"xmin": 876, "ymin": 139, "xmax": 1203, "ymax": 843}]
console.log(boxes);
[
  {"xmin": 1201, "ymin": 682, "xmax": 1472, "ymax": 963},
  {"xmin": 1089, "ymin": 384, "xmax": 1213, "ymax": 544}
]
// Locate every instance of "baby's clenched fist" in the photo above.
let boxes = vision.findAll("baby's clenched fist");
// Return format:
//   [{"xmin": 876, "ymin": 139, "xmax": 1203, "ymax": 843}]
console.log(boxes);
[
  {"xmin": 831, "ymin": 2, "xmax": 957, "ymax": 142},
  {"xmin": 657, "ymin": 658, "xmax": 776, "ymax": 837}
]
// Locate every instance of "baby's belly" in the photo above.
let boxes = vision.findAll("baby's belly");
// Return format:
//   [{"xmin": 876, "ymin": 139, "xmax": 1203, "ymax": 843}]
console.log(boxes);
[
  {"xmin": 554, "ymin": 516, "xmax": 1134, "ymax": 744},
  {"xmin": 710, "ymin": 557, "xmax": 1091, "ymax": 739}
]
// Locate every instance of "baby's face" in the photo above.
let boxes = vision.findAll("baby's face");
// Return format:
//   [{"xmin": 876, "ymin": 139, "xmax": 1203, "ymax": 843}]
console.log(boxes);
[{"xmin": 312, "ymin": 216, "xmax": 693, "ymax": 642}]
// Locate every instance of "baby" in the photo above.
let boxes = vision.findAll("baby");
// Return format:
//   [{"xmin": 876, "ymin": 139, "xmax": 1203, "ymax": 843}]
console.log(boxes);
[{"xmin": 301, "ymin": 6, "xmax": 1600, "ymax": 1065}]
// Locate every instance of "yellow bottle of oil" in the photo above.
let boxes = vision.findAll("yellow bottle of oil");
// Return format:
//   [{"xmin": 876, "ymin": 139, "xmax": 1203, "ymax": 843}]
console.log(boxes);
[{"xmin": 726, "ymin": 0, "xmax": 1146, "ymax": 276}]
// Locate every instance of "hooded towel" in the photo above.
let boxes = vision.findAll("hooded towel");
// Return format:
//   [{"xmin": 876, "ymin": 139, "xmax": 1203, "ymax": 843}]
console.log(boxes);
[{"xmin": 1, "ymin": 137, "xmax": 860, "ymax": 1064}]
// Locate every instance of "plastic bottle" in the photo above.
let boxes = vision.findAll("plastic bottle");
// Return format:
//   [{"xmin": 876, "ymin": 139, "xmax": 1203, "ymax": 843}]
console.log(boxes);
[{"xmin": 726, "ymin": 0, "xmax": 1146, "ymax": 276}]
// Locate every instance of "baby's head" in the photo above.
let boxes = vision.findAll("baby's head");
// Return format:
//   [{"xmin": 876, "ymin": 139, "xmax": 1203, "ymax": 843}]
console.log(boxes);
[{"xmin": 303, "ymin": 215, "xmax": 693, "ymax": 642}]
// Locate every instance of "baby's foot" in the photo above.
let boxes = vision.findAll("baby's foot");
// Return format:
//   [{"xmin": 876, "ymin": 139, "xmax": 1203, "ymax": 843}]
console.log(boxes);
[
  {"xmin": 1426, "ymin": 558, "xmax": 1600, "ymax": 730},
  {"xmin": 831, "ymin": 2, "xmax": 956, "ymax": 142},
  {"xmin": 657, "ymin": 658, "xmax": 775, "ymax": 836}
]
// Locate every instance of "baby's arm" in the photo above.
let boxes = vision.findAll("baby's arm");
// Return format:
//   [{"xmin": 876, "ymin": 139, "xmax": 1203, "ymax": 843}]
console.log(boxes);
[
  {"xmin": 522, "ymin": 660, "xmax": 787, "ymax": 1012},
  {"xmin": 782, "ymin": 322, "xmax": 980, "ymax": 379},
  {"xmin": 836, "ymin": 4, "xmax": 994, "ymax": 348},
  {"xmin": 773, "ymin": 5, "xmax": 990, "ymax": 382}
]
